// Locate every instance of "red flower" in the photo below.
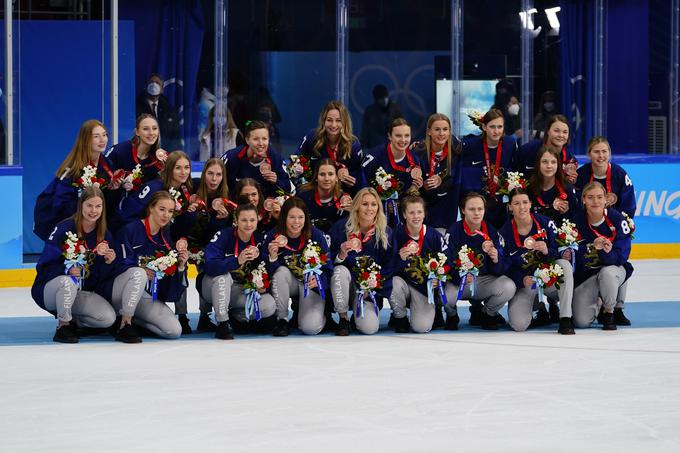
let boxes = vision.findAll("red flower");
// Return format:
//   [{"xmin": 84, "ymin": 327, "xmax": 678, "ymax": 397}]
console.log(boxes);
[
  {"xmin": 320, "ymin": 253, "xmax": 328, "ymax": 263},
  {"xmin": 361, "ymin": 271, "xmax": 370, "ymax": 280},
  {"xmin": 443, "ymin": 264, "xmax": 451, "ymax": 273},
  {"xmin": 308, "ymin": 257, "xmax": 317, "ymax": 265},
  {"xmin": 390, "ymin": 179, "xmax": 398, "ymax": 188},
  {"xmin": 165, "ymin": 264, "xmax": 177, "ymax": 275},
  {"xmin": 429, "ymin": 261, "xmax": 437, "ymax": 270}
]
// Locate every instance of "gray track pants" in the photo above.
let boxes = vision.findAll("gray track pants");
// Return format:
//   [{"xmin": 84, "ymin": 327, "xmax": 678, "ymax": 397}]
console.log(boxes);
[
  {"xmin": 109, "ymin": 267, "xmax": 146, "ymax": 318},
  {"xmin": 572, "ymin": 265, "xmax": 627, "ymax": 328},
  {"xmin": 331, "ymin": 265, "xmax": 382, "ymax": 335},
  {"xmin": 201, "ymin": 273, "xmax": 276, "ymax": 323},
  {"xmin": 507, "ymin": 259, "xmax": 574, "ymax": 332},
  {"xmin": 43, "ymin": 276, "xmax": 116, "ymax": 328},
  {"xmin": 271, "ymin": 267, "xmax": 326, "ymax": 335},
  {"xmin": 444, "ymin": 274, "xmax": 516, "ymax": 317},
  {"xmin": 389, "ymin": 276, "xmax": 459, "ymax": 333}
]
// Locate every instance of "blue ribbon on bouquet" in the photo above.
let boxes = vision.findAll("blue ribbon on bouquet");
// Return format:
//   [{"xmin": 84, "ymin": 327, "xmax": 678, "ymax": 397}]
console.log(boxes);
[
  {"xmin": 558, "ymin": 243, "xmax": 579, "ymax": 269},
  {"xmin": 244, "ymin": 288, "xmax": 262, "ymax": 321},
  {"xmin": 355, "ymin": 288, "xmax": 379, "ymax": 318},
  {"xmin": 456, "ymin": 268, "xmax": 478, "ymax": 302},
  {"xmin": 383, "ymin": 193, "xmax": 400, "ymax": 226},
  {"xmin": 303, "ymin": 264, "xmax": 325, "ymax": 299},
  {"xmin": 64, "ymin": 258, "xmax": 86, "ymax": 289},
  {"xmin": 531, "ymin": 276, "xmax": 550, "ymax": 310}
]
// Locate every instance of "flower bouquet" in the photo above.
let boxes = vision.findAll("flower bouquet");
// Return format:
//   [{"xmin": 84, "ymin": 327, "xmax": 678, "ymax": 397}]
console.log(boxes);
[
  {"xmin": 532, "ymin": 261, "xmax": 564, "ymax": 308},
  {"xmin": 138, "ymin": 250, "xmax": 179, "ymax": 300},
  {"xmin": 453, "ymin": 245, "xmax": 483, "ymax": 302},
  {"xmin": 72, "ymin": 165, "xmax": 106, "ymax": 192},
  {"xmin": 419, "ymin": 252, "xmax": 452, "ymax": 305},
  {"xmin": 243, "ymin": 261, "xmax": 270, "ymax": 321},
  {"xmin": 352, "ymin": 256, "xmax": 382, "ymax": 318},
  {"xmin": 62, "ymin": 231, "xmax": 89, "ymax": 288},
  {"xmin": 555, "ymin": 219, "xmax": 581, "ymax": 267},
  {"xmin": 301, "ymin": 240, "xmax": 328, "ymax": 299},
  {"xmin": 285, "ymin": 154, "xmax": 312, "ymax": 185}
]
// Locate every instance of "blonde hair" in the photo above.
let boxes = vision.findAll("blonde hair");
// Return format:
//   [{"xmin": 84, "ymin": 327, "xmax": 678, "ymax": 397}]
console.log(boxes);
[
  {"xmin": 424, "ymin": 113, "xmax": 458, "ymax": 176},
  {"xmin": 581, "ymin": 181, "xmax": 607, "ymax": 200},
  {"xmin": 56, "ymin": 119, "xmax": 107, "ymax": 179},
  {"xmin": 312, "ymin": 101, "xmax": 355, "ymax": 160},
  {"xmin": 587, "ymin": 135, "xmax": 611, "ymax": 156},
  {"xmin": 345, "ymin": 187, "xmax": 389, "ymax": 249}
]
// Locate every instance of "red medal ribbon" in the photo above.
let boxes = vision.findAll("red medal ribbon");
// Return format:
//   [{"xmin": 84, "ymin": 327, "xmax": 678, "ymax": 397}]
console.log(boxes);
[
  {"xmin": 349, "ymin": 226, "xmax": 376, "ymax": 251},
  {"xmin": 314, "ymin": 191, "xmax": 342, "ymax": 210},
  {"xmin": 429, "ymin": 145, "xmax": 448, "ymax": 177},
  {"xmin": 589, "ymin": 163, "xmax": 612, "ymax": 193},
  {"xmin": 132, "ymin": 142, "xmax": 163, "ymax": 170},
  {"xmin": 463, "ymin": 220, "xmax": 490, "ymax": 241},
  {"xmin": 90, "ymin": 159, "xmax": 114, "ymax": 179},
  {"xmin": 387, "ymin": 143, "xmax": 416, "ymax": 173},
  {"xmin": 403, "ymin": 224, "xmax": 425, "ymax": 254},
  {"xmin": 325, "ymin": 144, "xmax": 338, "ymax": 162},
  {"xmin": 234, "ymin": 229, "xmax": 256, "ymax": 256},
  {"xmin": 588, "ymin": 214, "xmax": 617, "ymax": 241},
  {"xmin": 144, "ymin": 217, "xmax": 171, "ymax": 250},
  {"xmin": 511, "ymin": 214, "xmax": 546, "ymax": 248},
  {"xmin": 279, "ymin": 234, "xmax": 306, "ymax": 252},
  {"xmin": 483, "ymin": 139, "xmax": 503, "ymax": 194},
  {"xmin": 536, "ymin": 180, "xmax": 568, "ymax": 207}
]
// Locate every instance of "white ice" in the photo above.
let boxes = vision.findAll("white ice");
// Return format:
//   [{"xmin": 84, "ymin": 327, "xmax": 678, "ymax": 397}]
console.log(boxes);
[{"xmin": 1, "ymin": 260, "xmax": 679, "ymax": 453}]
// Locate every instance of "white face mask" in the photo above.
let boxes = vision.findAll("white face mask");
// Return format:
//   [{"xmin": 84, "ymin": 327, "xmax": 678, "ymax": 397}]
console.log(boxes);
[
  {"xmin": 147, "ymin": 82, "xmax": 161, "ymax": 96},
  {"xmin": 508, "ymin": 103, "xmax": 520, "ymax": 116},
  {"xmin": 378, "ymin": 97, "xmax": 389, "ymax": 108}
]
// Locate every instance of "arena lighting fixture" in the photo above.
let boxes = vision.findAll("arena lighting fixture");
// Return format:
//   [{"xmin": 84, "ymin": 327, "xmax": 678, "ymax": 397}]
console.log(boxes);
[{"xmin": 518, "ymin": 6, "xmax": 561, "ymax": 37}]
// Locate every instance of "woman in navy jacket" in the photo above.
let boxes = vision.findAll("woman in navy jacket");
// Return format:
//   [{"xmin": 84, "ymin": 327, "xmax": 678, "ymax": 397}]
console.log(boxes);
[
  {"xmin": 528, "ymin": 146, "xmax": 579, "ymax": 224},
  {"xmin": 329, "ymin": 187, "xmax": 393, "ymax": 336},
  {"xmin": 297, "ymin": 157, "xmax": 351, "ymax": 234}
]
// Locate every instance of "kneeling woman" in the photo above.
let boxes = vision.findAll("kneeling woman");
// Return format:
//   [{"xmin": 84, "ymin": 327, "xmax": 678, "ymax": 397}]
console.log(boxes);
[
  {"xmin": 264, "ymin": 197, "xmax": 333, "ymax": 336},
  {"xmin": 202, "ymin": 203, "xmax": 276, "ymax": 339},
  {"xmin": 116, "ymin": 191, "xmax": 190, "ymax": 339},
  {"xmin": 390, "ymin": 195, "xmax": 453, "ymax": 333},
  {"xmin": 572, "ymin": 182, "xmax": 633, "ymax": 330},
  {"xmin": 446, "ymin": 193, "xmax": 515, "ymax": 330},
  {"xmin": 499, "ymin": 189, "xmax": 575, "ymax": 334},
  {"xmin": 330, "ymin": 187, "xmax": 393, "ymax": 335},
  {"xmin": 32, "ymin": 187, "xmax": 121, "ymax": 343}
]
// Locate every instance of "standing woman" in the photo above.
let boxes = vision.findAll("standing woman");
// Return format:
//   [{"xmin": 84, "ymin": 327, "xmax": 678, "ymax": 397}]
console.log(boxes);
[
  {"xmin": 329, "ymin": 187, "xmax": 393, "ymax": 336},
  {"xmin": 116, "ymin": 191, "xmax": 189, "ymax": 338},
  {"xmin": 516, "ymin": 115, "xmax": 578, "ymax": 183},
  {"xmin": 115, "ymin": 151, "xmax": 194, "ymax": 230},
  {"xmin": 35, "ymin": 120, "xmax": 121, "ymax": 242},
  {"xmin": 220, "ymin": 120, "xmax": 293, "ymax": 198},
  {"xmin": 297, "ymin": 101, "xmax": 366, "ymax": 195},
  {"xmin": 445, "ymin": 193, "xmax": 515, "ymax": 330},
  {"xmin": 572, "ymin": 182, "xmax": 634, "ymax": 330},
  {"xmin": 390, "ymin": 195, "xmax": 453, "ymax": 333},
  {"xmin": 362, "ymin": 118, "xmax": 423, "ymax": 227},
  {"xmin": 105, "ymin": 114, "xmax": 166, "ymax": 185},
  {"xmin": 412, "ymin": 113, "xmax": 462, "ymax": 233},
  {"xmin": 575, "ymin": 136, "xmax": 636, "ymax": 220},
  {"xmin": 499, "ymin": 188, "xmax": 575, "ymax": 334},
  {"xmin": 201, "ymin": 203, "xmax": 277, "ymax": 339},
  {"xmin": 528, "ymin": 146, "xmax": 579, "ymax": 224},
  {"xmin": 297, "ymin": 158, "xmax": 352, "ymax": 234},
  {"xmin": 461, "ymin": 108, "xmax": 518, "ymax": 228},
  {"xmin": 31, "ymin": 187, "xmax": 118, "ymax": 343},
  {"xmin": 264, "ymin": 197, "xmax": 333, "ymax": 336}
]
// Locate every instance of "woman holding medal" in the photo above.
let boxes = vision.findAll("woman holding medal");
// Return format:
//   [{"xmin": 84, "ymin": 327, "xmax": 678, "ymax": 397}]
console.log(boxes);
[
  {"xmin": 36, "ymin": 120, "xmax": 124, "ymax": 242},
  {"xmin": 575, "ymin": 136, "xmax": 636, "ymax": 219},
  {"xmin": 201, "ymin": 203, "xmax": 276, "ymax": 339},
  {"xmin": 390, "ymin": 195, "xmax": 453, "ymax": 333},
  {"xmin": 234, "ymin": 178, "xmax": 279, "ymax": 235},
  {"xmin": 32, "ymin": 187, "xmax": 119, "ymax": 343},
  {"xmin": 116, "ymin": 191, "xmax": 189, "ymax": 339},
  {"xmin": 265, "ymin": 197, "xmax": 333, "ymax": 336},
  {"xmin": 461, "ymin": 109, "xmax": 518, "ymax": 228},
  {"xmin": 528, "ymin": 146, "xmax": 579, "ymax": 224},
  {"xmin": 105, "ymin": 114, "xmax": 167, "ymax": 187},
  {"xmin": 499, "ymin": 188, "xmax": 575, "ymax": 334},
  {"xmin": 445, "ymin": 192, "xmax": 515, "ymax": 330},
  {"xmin": 297, "ymin": 101, "xmax": 366, "ymax": 195},
  {"xmin": 572, "ymin": 182, "xmax": 634, "ymax": 330},
  {"xmin": 515, "ymin": 115, "xmax": 578, "ymax": 183},
  {"xmin": 221, "ymin": 120, "xmax": 293, "ymax": 198},
  {"xmin": 362, "ymin": 118, "xmax": 423, "ymax": 227},
  {"xmin": 297, "ymin": 158, "xmax": 352, "ymax": 233},
  {"xmin": 329, "ymin": 187, "xmax": 393, "ymax": 336},
  {"xmin": 412, "ymin": 113, "xmax": 462, "ymax": 233}
]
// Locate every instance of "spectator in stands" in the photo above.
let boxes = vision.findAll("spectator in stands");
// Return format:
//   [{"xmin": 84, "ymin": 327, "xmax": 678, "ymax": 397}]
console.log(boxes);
[
  {"xmin": 361, "ymin": 84, "xmax": 402, "ymax": 149},
  {"xmin": 533, "ymin": 90, "xmax": 559, "ymax": 138},
  {"xmin": 136, "ymin": 74, "xmax": 183, "ymax": 152}
]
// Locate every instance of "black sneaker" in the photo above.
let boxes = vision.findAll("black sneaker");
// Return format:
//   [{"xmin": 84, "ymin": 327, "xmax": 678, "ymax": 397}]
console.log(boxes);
[
  {"xmin": 469, "ymin": 308, "xmax": 481, "ymax": 326},
  {"xmin": 115, "ymin": 323, "xmax": 142, "ymax": 343},
  {"xmin": 549, "ymin": 303, "xmax": 560, "ymax": 324},
  {"xmin": 53, "ymin": 323, "xmax": 79, "ymax": 343},
  {"xmin": 614, "ymin": 308, "xmax": 631, "ymax": 326},
  {"xmin": 480, "ymin": 312, "xmax": 499, "ymax": 330},
  {"xmin": 602, "ymin": 311, "xmax": 617, "ymax": 331},
  {"xmin": 394, "ymin": 316, "xmax": 411, "ymax": 334},
  {"xmin": 387, "ymin": 314, "xmax": 397, "ymax": 330},
  {"xmin": 177, "ymin": 314, "xmax": 192, "ymax": 335},
  {"xmin": 322, "ymin": 315, "xmax": 339, "ymax": 333},
  {"xmin": 273, "ymin": 319, "xmax": 290, "ymax": 337},
  {"xmin": 493, "ymin": 312, "xmax": 507, "ymax": 326},
  {"xmin": 336, "ymin": 317, "xmax": 351, "ymax": 336},
  {"xmin": 230, "ymin": 318, "xmax": 250, "ymax": 334},
  {"xmin": 215, "ymin": 321, "xmax": 234, "ymax": 340},
  {"xmin": 530, "ymin": 309, "xmax": 551, "ymax": 327},
  {"xmin": 196, "ymin": 314, "xmax": 217, "ymax": 333},
  {"xmin": 444, "ymin": 313, "xmax": 460, "ymax": 331},
  {"xmin": 432, "ymin": 307, "xmax": 445, "ymax": 330},
  {"xmin": 557, "ymin": 317, "xmax": 575, "ymax": 335}
]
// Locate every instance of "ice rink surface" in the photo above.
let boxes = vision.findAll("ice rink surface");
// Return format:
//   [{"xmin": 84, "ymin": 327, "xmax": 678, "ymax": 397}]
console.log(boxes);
[{"xmin": 1, "ymin": 260, "xmax": 679, "ymax": 452}]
